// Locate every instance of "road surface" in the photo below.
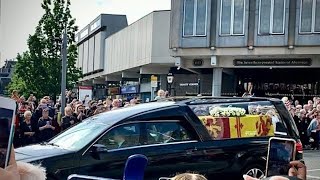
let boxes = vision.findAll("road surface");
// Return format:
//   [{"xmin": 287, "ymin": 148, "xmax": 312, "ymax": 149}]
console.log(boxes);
[{"xmin": 305, "ymin": 150, "xmax": 320, "ymax": 180}]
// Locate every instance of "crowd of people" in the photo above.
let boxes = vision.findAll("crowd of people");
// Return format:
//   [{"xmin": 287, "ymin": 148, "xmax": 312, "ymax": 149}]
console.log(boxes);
[
  {"xmin": 10, "ymin": 90, "xmax": 139, "ymax": 147},
  {"xmin": 282, "ymin": 96, "xmax": 320, "ymax": 150}
]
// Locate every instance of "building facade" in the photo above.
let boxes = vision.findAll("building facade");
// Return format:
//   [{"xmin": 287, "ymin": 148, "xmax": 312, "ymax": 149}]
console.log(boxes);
[
  {"xmin": 169, "ymin": 0, "xmax": 320, "ymax": 100},
  {"xmin": 0, "ymin": 59, "xmax": 16, "ymax": 95},
  {"xmin": 77, "ymin": 11, "xmax": 175, "ymax": 101}
]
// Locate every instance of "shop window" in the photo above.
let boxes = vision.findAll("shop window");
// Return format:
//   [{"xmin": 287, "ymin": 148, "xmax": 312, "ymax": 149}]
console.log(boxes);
[
  {"xmin": 220, "ymin": 0, "xmax": 245, "ymax": 36},
  {"xmin": 299, "ymin": 0, "xmax": 320, "ymax": 34},
  {"xmin": 183, "ymin": 0, "xmax": 208, "ymax": 37},
  {"xmin": 258, "ymin": 0, "xmax": 286, "ymax": 35}
]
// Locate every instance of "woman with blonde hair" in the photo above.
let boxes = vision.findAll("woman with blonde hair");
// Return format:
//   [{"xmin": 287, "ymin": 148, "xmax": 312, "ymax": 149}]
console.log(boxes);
[
  {"xmin": 171, "ymin": 173, "xmax": 207, "ymax": 180},
  {"xmin": 20, "ymin": 111, "xmax": 37, "ymax": 145}
]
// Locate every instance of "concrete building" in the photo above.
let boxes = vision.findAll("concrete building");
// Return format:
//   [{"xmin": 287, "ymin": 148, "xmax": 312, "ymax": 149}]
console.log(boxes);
[
  {"xmin": 0, "ymin": 59, "xmax": 16, "ymax": 95},
  {"xmin": 77, "ymin": 11, "xmax": 174, "ymax": 101},
  {"xmin": 76, "ymin": 14, "xmax": 128, "ymax": 99},
  {"xmin": 169, "ymin": 0, "xmax": 320, "ymax": 100}
]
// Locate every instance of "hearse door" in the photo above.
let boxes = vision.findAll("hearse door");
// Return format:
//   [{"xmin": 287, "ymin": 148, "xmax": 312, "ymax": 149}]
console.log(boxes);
[
  {"xmin": 139, "ymin": 120, "xmax": 207, "ymax": 179},
  {"xmin": 78, "ymin": 122, "xmax": 143, "ymax": 179}
]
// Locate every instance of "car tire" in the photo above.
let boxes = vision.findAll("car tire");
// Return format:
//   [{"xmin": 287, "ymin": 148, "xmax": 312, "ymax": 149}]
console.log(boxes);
[{"xmin": 243, "ymin": 164, "xmax": 265, "ymax": 179}]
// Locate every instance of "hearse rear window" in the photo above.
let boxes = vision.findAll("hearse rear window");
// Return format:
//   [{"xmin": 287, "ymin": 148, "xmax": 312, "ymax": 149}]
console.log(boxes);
[{"xmin": 188, "ymin": 101, "xmax": 288, "ymax": 140}]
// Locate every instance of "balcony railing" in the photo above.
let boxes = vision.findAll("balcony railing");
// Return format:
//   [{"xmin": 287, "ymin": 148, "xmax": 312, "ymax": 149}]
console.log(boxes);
[{"xmin": 0, "ymin": 68, "xmax": 10, "ymax": 74}]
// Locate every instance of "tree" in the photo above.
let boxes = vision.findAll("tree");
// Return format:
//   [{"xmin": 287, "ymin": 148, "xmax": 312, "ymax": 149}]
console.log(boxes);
[{"xmin": 7, "ymin": 0, "xmax": 82, "ymax": 99}]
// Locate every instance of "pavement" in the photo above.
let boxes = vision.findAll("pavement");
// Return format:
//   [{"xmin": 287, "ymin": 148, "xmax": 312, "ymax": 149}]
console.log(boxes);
[{"xmin": 304, "ymin": 150, "xmax": 320, "ymax": 180}]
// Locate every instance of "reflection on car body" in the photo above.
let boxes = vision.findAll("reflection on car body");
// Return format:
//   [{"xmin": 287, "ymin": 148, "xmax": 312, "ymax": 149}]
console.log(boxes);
[{"xmin": 15, "ymin": 97, "xmax": 302, "ymax": 180}]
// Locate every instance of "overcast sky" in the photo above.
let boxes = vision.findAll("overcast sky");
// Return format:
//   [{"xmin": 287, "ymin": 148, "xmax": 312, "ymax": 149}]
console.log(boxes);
[{"xmin": 0, "ymin": 0, "xmax": 171, "ymax": 66}]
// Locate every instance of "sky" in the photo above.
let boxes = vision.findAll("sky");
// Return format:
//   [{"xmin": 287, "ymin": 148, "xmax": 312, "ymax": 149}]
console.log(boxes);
[{"xmin": 0, "ymin": 0, "xmax": 171, "ymax": 66}]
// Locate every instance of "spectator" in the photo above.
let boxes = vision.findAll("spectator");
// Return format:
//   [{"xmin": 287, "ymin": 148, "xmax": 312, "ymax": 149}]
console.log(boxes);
[
  {"xmin": 112, "ymin": 99, "xmax": 121, "ymax": 110},
  {"xmin": 11, "ymin": 90, "xmax": 20, "ymax": 102},
  {"xmin": 307, "ymin": 111, "xmax": 320, "ymax": 150},
  {"xmin": 82, "ymin": 95, "xmax": 90, "ymax": 107},
  {"xmin": 38, "ymin": 108, "xmax": 55, "ymax": 142},
  {"xmin": 61, "ymin": 107, "xmax": 76, "ymax": 131},
  {"xmin": 155, "ymin": 89, "xmax": 166, "ymax": 100},
  {"xmin": 294, "ymin": 100, "xmax": 300, "ymax": 107},
  {"xmin": 74, "ymin": 104, "xmax": 87, "ymax": 122},
  {"xmin": 130, "ymin": 99, "xmax": 137, "ymax": 106},
  {"xmin": 104, "ymin": 98, "xmax": 112, "ymax": 110},
  {"xmin": 0, "ymin": 146, "xmax": 47, "ymax": 180},
  {"xmin": 20, "ymin": 111, "xmax": 37, "ymax": 146},
  {"xmin": 171, "ymin": 173, "xmax": 207, "ymax": 180},
  {"xmin": 244, "ymin": 161, "xmax": 306, "ymax": 180},
  {"xmin": 296, "ymin": 109, "xmax": 310, "ymax": 148}
]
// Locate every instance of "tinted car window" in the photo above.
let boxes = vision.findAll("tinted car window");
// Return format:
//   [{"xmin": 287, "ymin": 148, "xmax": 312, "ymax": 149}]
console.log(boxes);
[
  {"xmin": 145, "ymin": 121, "xmax": 194, "ymax": 144},
  {"xmin": 49, "ymin": 120, "xmax": 106, "ymax": 151},
  {"xmin": 188, "ymin": 101, "xmax": 288, "ymax": 140},
  {"xmin": 97, "ymin": 123, "xmax": 141, "ymax": 150}
]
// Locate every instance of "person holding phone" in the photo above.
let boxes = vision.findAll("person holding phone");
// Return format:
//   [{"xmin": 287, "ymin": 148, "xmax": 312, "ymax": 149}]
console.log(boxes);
[
  {"xmin": 0, "ymin": 146, "xmax": 46, "ymax": 180},
  {"xmin": 243, "ymin": 161, "xmax": 306, "ymax": 180},
  {"xmin": 61, "ymin": 107, "xmax": 77, "ymax": 131},
  {"xmin": 38, "ymin": 108, "xmax": 55, "ymax": 142}
]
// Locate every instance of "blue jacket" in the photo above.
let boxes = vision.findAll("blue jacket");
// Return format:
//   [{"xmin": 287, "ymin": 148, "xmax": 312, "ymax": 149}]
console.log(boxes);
[{"xmin": 307, "ymin": 119, "xmax": 319, "ymax": 136}]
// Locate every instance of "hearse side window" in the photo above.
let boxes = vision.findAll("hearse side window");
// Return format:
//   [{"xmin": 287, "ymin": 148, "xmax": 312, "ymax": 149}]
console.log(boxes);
[
  {"xmin": 188, "ymin": 101, "xmax": 288, "ymax": 140},
  {"xmin": 145, "ymin": 121, "xmax": 194, "ymax": 145},
  {"xmin": 96, "ymin": 123, "xmax": 141, "ymax": 150}
]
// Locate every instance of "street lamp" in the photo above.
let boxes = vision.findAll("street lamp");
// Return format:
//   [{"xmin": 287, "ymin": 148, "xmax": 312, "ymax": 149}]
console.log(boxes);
[{"xmin": 167, "ymin": 73, "xmax": 174, "ymax": 96}]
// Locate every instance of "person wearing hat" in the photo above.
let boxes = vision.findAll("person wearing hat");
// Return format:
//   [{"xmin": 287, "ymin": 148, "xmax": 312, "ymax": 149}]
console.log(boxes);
[{"xmin": 37, "ymin": 108, "xmax": 55, "ymax": 142}]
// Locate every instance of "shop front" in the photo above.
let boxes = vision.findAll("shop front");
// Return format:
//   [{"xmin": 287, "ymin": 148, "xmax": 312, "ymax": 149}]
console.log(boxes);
[
  {"xmin": 120, "ymin": 85, "xmax": 140, "ymax": 101},
  {"xmin": 107, "ymin": 87, "xmax": 120, "ymax": 99},
  {"xmin": 224, "ymin": 57, "xmax": 320, "ymax": 103}
]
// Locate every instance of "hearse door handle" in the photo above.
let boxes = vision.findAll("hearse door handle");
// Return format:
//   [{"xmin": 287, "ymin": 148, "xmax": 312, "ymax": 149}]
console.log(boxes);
[{"xmin": 185, "ymin": 147, "xmax": 198, "ymax": 155}]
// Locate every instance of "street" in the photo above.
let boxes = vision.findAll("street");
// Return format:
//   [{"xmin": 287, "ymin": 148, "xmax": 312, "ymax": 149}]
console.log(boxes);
[{"xmin": 305, "ymin": 150, "xmax": 320, "ymax": 179}]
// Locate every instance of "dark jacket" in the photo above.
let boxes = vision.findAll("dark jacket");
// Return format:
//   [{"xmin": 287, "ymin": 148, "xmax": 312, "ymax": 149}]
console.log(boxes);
[
  {"xmin": 61, "ymin": 115, "xmax": 77, "ymax": 131},
  {"xmin": 20, "ymin": 121, "xmax": 37, "ymax": 145},
  {"xmin": 38, "ymin": 117, "xmax": 55, "ymax": 142}
]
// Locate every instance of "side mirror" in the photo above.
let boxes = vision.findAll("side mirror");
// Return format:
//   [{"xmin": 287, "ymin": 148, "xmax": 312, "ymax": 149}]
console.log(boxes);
[{"xmin": 90, "ymin": 144, "xmax": 108, "ymax": 160}]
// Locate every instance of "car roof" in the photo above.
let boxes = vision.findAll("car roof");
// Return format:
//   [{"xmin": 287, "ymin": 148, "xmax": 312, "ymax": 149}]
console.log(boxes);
[
  {"xmin": 157, "ymin": 96, "xmax": 282, "ymax": 105},
  {"xmin": 91, "ymin": 97, "xmax": 282, "ymax": 125},
  {"xmin": 91, "ymin": 101, "xmax": 177, "ymax": 125}
]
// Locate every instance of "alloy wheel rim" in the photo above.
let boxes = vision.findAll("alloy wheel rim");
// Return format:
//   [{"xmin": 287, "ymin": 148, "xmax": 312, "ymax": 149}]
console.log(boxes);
[{"xmin": 246, "ymin": 168, "xmax": 265, "ymax": 178}]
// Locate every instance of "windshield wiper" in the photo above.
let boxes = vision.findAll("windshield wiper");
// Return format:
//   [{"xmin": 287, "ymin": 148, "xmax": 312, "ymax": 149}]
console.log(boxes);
[{"xmin": 46, "ymin": 142, "xmax": 60, "ymax": 147}]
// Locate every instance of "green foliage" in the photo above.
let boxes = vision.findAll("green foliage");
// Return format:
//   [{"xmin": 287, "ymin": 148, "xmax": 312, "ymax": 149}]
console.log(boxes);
[{"xmin": 7, "ymin": 0, "xmax": 82, "ymax": 98}]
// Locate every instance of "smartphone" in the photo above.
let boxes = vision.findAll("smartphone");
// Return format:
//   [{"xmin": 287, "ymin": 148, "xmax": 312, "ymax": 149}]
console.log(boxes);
[
  {"xmin": 0, "ymin": 96, "xmax": 17, "ymax": 168},
  {"xmin": 266, "ymin": 137, "xmax": 296, "ymax": 177}
]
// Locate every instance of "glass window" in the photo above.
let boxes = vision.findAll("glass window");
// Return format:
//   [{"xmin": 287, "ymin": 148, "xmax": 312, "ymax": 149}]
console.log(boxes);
[
  {"xmin": 48, "ymin": 120, "xmax": 107, "ymax": 151},
  {"xmin": 273, "ymin": 0, "xmax": 285, "ymax": 33},
  {"xmin": 259, "ymin": 0, "xmax": 285, "ymax": 35},
  {"xmin": 196, "ymin": 0, "xmax": 207, "ymax": 35},
  {"xmin": 221, "ymin": 0, "xmax": 232, "ymax": 35},
  {"xmin": 183, "ymin": 0, "xmax": 208, "ymax": 36},
  {"xmin": 315, "ymin": 0, "xmax": 320, "ymax": 32},
  {"xmin": 96, "ymin": 123, "xmax": 141, "ymax": 150},
  {"xmin": 300, "ymin": 0, "xmax": 320, "ymax": 33},
  {"xmin": 146, "ymin": 121, "xmax": 194, "ymax": 145},
  {"xmin": 259, "ymin": 0, "xmax": 271, "ymax": 34},
  {"xmin": 220, "ymin": 0, "xmax": 245, "ymax": 35},
  {"xmin": 188, "ymin": 101, "xmax": 289, "ymax": 140},
  {"xmin": 184, "ymin": 0, "xmax": 195, "ymax": 36},
  {"xmin": 233, "ymin": 0, "xmax": 245, "ymax": 34},
  {"xmin": 300, "ymin": 0, "xmax": 313, "ymax": 32}
]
